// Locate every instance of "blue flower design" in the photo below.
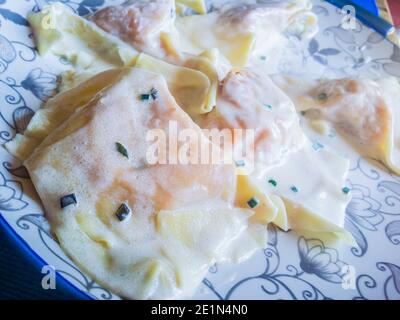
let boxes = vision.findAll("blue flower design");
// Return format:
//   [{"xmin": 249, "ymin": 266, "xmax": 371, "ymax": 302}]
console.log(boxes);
[
  {"xmin": 377, "ymin": 262, "xmax": 400, "ymax": 299},
  {"xmin": 377, "ymin": 180, "xmax": 400, "ymax": 215},
  {"xmin": 386, "ymin": 220, "xmax": 400, "ymax": 245},
  {"xmin": 2, "ymin": 161, "xmax": 30, "ymax": 179},
  {"xmin": 17, "ymin": 213, "xmax": 52, "ymax": 239},
  {"xmin": 76, "ymin": 0, "xmax": 105, "ymax": 16},
  {"xmin": 42, "ymin": 0, "xmax": 105, "ymax": 16},
  {"xmin": 346, "ymin": 190, "xmax": 383, "ymax": 231},
  {"xmin": 344, "ymin": 183, "xmax": 383, "ymax": 257},
  {"xmin": 13, "ymin": 106, "xmax": 34, "ymax": 133},
  {"xmin": 308, "ymin": 38, "xmax": 340, "ymax": 66},
  {"xmin": 0, "ymin": 6, "xmax": 29, "ymax": 26},
  {"xmin": 21, "ymin": 68, "xmax": 58, "ymax": 101},
  {"xmin": 298, "ymin": 237, "xmax": 346, "ymax": 283},
  {"xmin": 0, "ymin": 171, "xmax": 28, "ymax": 211},
  {"xmin": 0, "ymin": 34, "xmax": 16, "ymax": 73}
]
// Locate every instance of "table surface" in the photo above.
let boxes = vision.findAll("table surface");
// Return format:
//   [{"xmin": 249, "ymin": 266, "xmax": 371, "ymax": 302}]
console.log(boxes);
[{"xmin": 0, "ymin": 0, "xmax": 395, "ymax": 300}]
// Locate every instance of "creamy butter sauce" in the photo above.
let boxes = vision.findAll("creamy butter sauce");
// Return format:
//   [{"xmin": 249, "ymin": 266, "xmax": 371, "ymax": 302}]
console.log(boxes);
[
  {"xmin": 176, "ymin": 0, "xmax": 317, "ymax": 68},
  {"xmin": 259, "ymin": 143, "xmax": 350, "ymax": 228},
  {"xmin": 219, "ymin": 1, "xmax": 316, "ymax": 56}
]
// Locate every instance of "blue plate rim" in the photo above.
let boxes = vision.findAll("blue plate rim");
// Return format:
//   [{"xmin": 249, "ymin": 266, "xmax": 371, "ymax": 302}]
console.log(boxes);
[{"xmin": 0, "ymin": 213, "xmax": 94, "ymax": 300}]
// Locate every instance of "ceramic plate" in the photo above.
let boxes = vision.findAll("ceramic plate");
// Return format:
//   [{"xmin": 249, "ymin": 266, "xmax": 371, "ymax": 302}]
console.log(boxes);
[{"xmin": 1, "ymin": 0, "xmax": 400, "ymax": 300}]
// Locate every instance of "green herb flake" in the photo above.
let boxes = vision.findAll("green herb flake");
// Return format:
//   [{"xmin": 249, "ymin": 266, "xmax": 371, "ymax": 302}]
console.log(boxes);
[
  {"xmin": 247, "ymin": 197, "xmax": 259, "ymax": 209},
  {"xmin": 317, "ymin": 92, "xmax": 328, "ymax": 101},
  {"xmin": 140, "ymin": 93, "xmax": 151, "ymax": 101},
  {"xmin": 291, "ymin": 186, "xmax": 299, "ymax": 193},
  {"xmin": 312, "ymin": 142, "xmax": 324, "ymax": 151},
  {"xmin": 268, "ymin": 179, "xmax": 277, "ymax": 187},
  {"xmin": 235, "ymin": 160, "xmax": 245, "ymax": 167},
  {"xmin": 260, "ymin": 55, "xmax": 267, "ymax": 61},
  {"xmin": 60, "ymin": 193, "xmax": 77, "ymax": 208},
  {"xmin": 264, "ymin": 104, "xmax": 272, "ymax": 110},
  {"xmin": 300, "ymin": 111, "xmax": 307, "ymax": 116},
  {"xmin": 342, "ymin": 187, "xmax": 350, "ymax": 194},
  {"xmin": 150, "ymin": 88, "xmax": 158, "ymax": 100},
  {"xmin": 116, "ymin": 203, "xmax": 131, "ymax": 221},
  {"xmin": 139, "ymin": 88, "xmax": 159, "ymax": 101},
  {"xmin": 116, "ymin": 142, "xmax": 129, "ymax": 159}
]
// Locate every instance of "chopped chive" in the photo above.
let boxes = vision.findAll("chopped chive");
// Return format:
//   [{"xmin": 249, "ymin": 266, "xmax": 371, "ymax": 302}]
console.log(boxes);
[
  {"xmin": 235, "ymin": 160, "xmax": 245, "ymax": 167},
  {"xmin": 300, "ymin": 111, "xmax": 307, "ymax": 116},
  {"xmin": 150, "ymin": 88, "xmax": 158, "ymax": 100},
  {"xmin": 115, "ymin": 203, "xmax": 131, "ymax": 221},
  {"xmin": 290, "ymin": 186, "xmax": 298, "ymax": 193},
  {"xmin": 116, "ymin": 142, "xmax": 129, "ymax": 159},
  {"xmin": 328, "ymin": 130, "xmax": 336, "ymax": 138},
  {"xmin": 140, "ymin": 93, "xmax": 151, "ymax": 101},
  {"xmin": 264, "ymin": 104, "xmax": 272, "ymax": 110},
  {"xmin": 139, "ymin": 88, "xmax": 158, "ymax": 101},
  {"xmin": 317, "ymin": 92, "xmax": 328, "ymax": 101},
  {"xmin": 60, "ymin": 193, "xmax": 77, "ymax": 208},
  {"xmin": 247, "ymin": 197, "xmax": 259, "ymax": 209},
  {"xmin": 312, "ymin": 142, "xmax": 324, "ymax": 151},
  {"xmin": 342, "ymin": 187, "xmax": 350, "ymax": 194},
  {"xmin": 260, "ymin": 55, "xmax": 267, "ymax": 61},
  {"xmin": 268, "ymin": 179, "xmax": 277, "ymax": 187}
]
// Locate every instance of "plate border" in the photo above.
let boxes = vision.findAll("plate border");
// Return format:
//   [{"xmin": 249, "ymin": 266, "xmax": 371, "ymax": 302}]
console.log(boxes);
[{"xmin": 0, "ymin": 213, "xmax": 94, "ymax": 300}]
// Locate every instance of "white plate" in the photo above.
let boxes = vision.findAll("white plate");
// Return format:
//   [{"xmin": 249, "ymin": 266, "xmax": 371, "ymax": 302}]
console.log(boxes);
[{"xmin": 0, "ymin": 0, "xmax": 400, "ymax": 300}]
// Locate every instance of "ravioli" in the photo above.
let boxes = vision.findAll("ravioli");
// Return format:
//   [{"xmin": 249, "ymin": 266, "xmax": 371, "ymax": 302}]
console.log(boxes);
[
  {"xmin": 22, "ymin": 68, "xmax": 273, "ymax": 299},
  {"xmin": 194, "ymin": 68, "xmax": 306, "ymax": 172},
  {"xmin": 90, "ymin": 0, "xmax": 180, "ymax": 61},
  {"xmin": 88, "ymin": 0, "xmax": 222, "ymax": 113},
  {"xmin": 175, "ymin": 0, "xmax": 318, "ymax": 67},
  {"xmin": 28, "ymin": 3, "xmax": 217, "ymax": 115},
  {"xmin": 194, "ymin": 68, "xmax": 352, "ymax": 241},
  {"xmin": 273, "ymin": 76, "xmax": 400, "ymax": 175},
  {"xmin": 28, "ymin": 3, "xmax": 138, "ymax": 69},
  {"xmin": 5, "ymin": 68, "xmax": 134, "ymax": 161},
  {"xmin": 135, "ymin": 53, "xmax": 215, "ymax": 114}
]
